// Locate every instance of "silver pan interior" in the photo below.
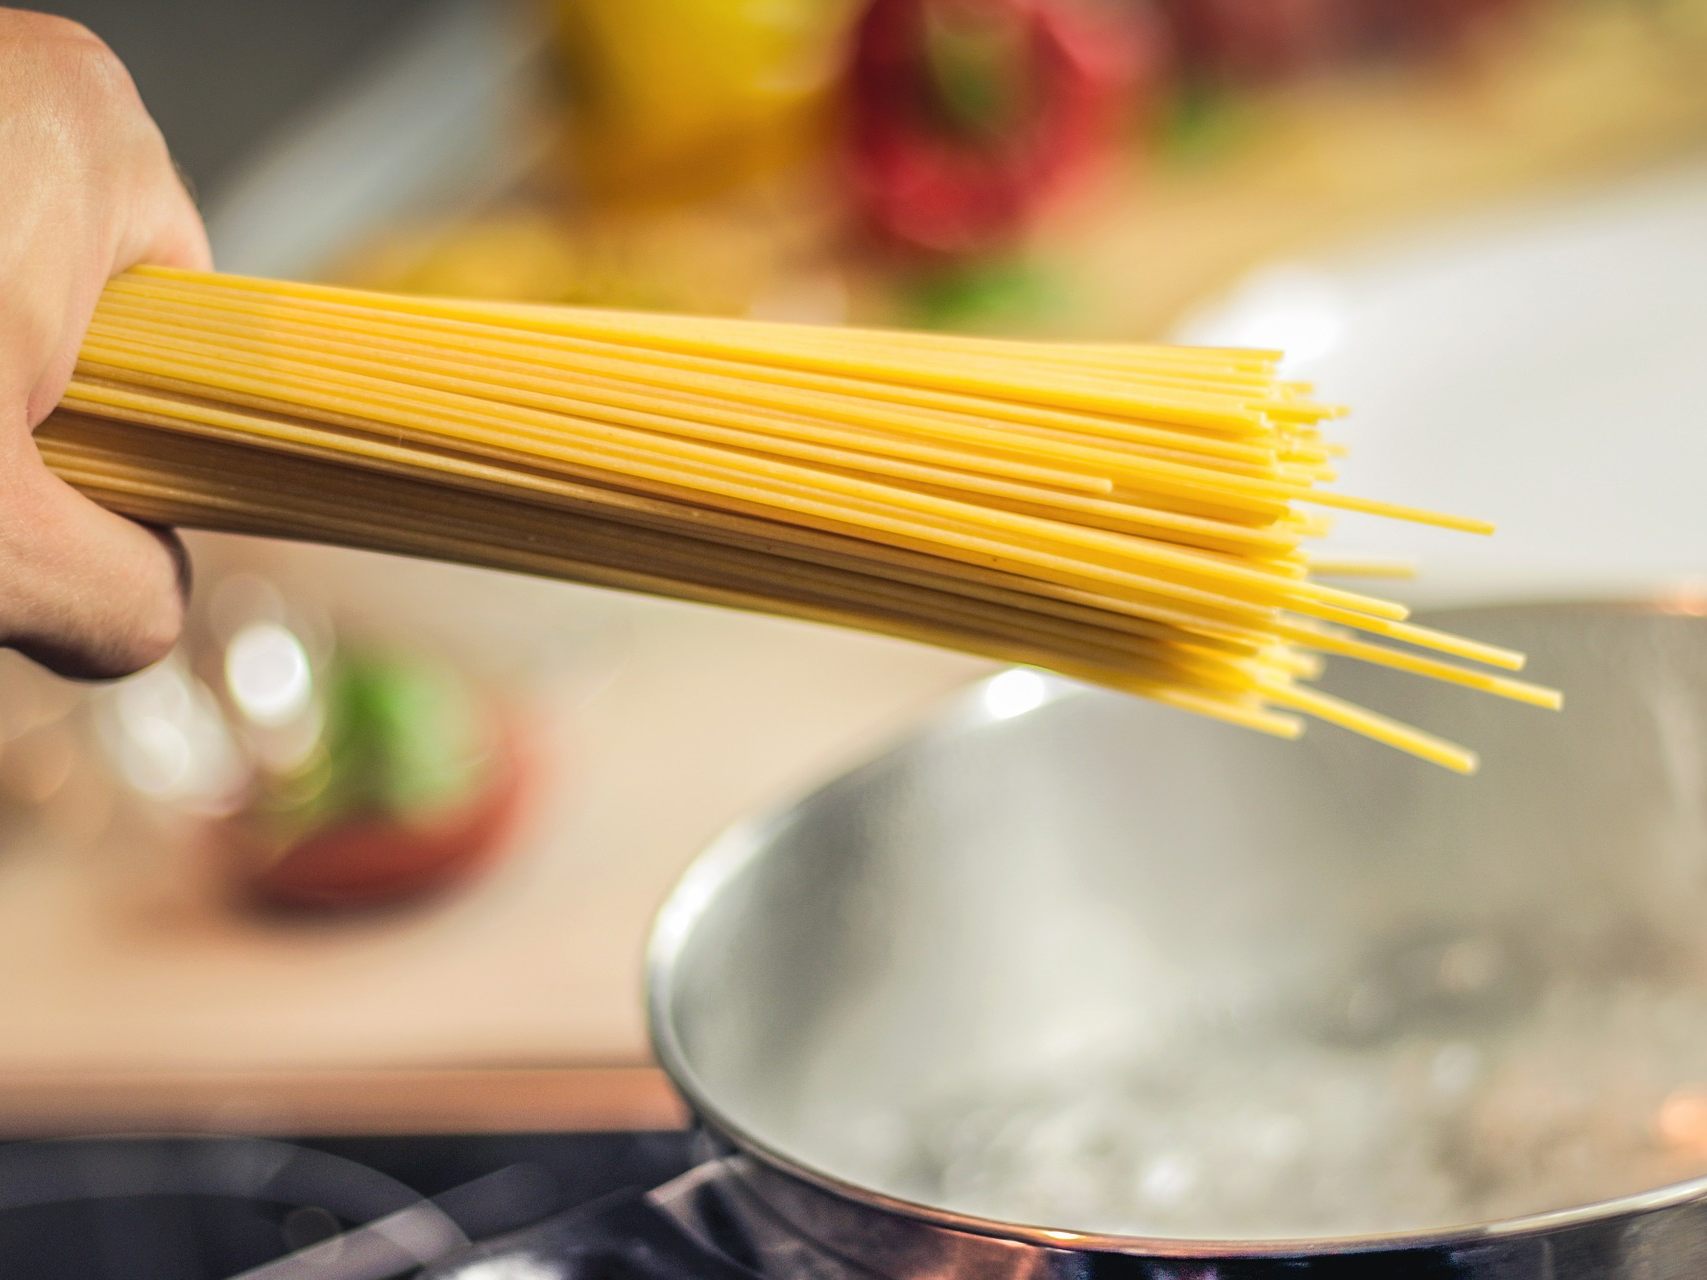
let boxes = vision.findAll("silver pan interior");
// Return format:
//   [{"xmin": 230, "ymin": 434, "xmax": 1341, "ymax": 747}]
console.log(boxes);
[{"xmin": 650, "ymin": 601, "xmax": 1707, "ymax": 1247}]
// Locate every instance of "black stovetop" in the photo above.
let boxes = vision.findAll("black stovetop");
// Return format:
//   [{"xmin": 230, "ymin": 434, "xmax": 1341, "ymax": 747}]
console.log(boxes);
[{"xmin": 0, "ymin": 1130, "xmax": 699, "ymax": 1279}]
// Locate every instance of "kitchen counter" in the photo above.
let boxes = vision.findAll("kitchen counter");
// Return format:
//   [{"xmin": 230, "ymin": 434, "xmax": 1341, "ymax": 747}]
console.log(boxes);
[{"xmin": 0, "ymin": 544, "xmax": 984, "ymax": 1130}]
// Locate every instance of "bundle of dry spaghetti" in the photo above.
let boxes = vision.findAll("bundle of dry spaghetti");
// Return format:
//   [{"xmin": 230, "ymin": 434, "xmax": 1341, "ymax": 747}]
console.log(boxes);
[{"xmin": 40, "ymin": 266, "xmax": 1557, "ymax": 771}]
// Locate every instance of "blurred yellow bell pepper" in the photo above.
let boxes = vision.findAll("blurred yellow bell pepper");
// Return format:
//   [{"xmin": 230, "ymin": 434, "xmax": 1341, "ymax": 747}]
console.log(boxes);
[{"xmin": 551, "ymin": 0, "xmax": 860, "ymax": 204}]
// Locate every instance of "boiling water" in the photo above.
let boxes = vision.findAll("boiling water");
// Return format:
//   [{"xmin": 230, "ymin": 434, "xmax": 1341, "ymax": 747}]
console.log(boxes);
[{"xmin": 862, "ymin": 931, "xmax": 1707, "ymax": 1238}]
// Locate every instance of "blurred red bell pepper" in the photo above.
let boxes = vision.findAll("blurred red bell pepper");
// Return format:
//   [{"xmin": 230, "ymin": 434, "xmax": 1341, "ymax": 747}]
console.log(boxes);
[{"xmin": 845, "ymin": 0, "xmax": 1154, "ymax": 258}]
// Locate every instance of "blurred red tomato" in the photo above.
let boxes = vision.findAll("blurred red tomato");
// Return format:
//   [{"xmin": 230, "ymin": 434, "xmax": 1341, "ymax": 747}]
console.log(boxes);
[{"xmin": 845, "ymin": 0, "xmax": 1160, "ymax": 257}]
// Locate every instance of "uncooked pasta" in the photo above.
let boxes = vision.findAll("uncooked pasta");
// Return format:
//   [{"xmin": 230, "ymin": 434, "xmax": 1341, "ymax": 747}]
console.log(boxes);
[{"xmin": 40, "ymin": 267, "xmax": 1560, "ymax": 771}]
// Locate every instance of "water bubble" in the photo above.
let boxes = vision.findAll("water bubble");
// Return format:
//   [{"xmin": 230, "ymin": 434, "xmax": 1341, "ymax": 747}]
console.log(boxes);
[
  {"xmin": 1430, "ymin": 1043, "xmax": 1482, "ymax": 1100},
  {"xmin": 1138, "ymin": 1152, "xmax": 1198, "ymax": 1208}
]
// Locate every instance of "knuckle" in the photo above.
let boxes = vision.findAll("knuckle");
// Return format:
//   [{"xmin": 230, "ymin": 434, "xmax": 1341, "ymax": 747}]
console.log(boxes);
[
  {"xmin": 4, "ymin": 13, "xmax": 158, "ymax": 198},
  {"xmin": 10, "ymin": 10, "xmax": 98, "ymax": 46},
  {"xmin": 63, "ymin": 34, "xmax": 134, "ymax": 104},
  {"xmin": 23, "ymin": 16, "xmax": 140, "ymax": 112},
  {"xmin": 23, "ymin": 12, "xmax": 108, "ymax": 62}
]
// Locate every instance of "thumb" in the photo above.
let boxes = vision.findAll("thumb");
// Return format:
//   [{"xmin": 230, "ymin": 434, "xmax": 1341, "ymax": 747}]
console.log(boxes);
[{"xmin": 0, "ymin": 421, "xmax": 188, "ymax": 679}]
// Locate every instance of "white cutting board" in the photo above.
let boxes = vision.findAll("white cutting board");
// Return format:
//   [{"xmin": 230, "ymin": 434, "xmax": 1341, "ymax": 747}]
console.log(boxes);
[{"xmin": 1176, "ymin": 157, "xmax": 1707, "ymax": 606}]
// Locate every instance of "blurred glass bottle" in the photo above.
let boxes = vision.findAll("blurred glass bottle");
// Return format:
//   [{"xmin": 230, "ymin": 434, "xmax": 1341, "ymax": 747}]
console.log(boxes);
[{"xmin": 91, "ymin": 556, "xmax": 554, "ymax": 915}]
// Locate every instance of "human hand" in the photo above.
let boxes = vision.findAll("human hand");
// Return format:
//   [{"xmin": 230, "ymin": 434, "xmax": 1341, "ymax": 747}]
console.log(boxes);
[{"xmin": 1, "ymin": 7, "xmax": 210, "ymax": 677}]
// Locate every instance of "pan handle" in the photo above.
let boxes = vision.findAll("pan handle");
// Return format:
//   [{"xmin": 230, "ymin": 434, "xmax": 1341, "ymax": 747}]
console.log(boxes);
[{"xmin": 414, "ymin": 1183, "xmax": 761, "ymax": 1280}]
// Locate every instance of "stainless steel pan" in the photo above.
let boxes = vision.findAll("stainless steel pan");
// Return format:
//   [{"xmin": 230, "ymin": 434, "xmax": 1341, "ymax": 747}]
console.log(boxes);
[{"xmin": 643, "ymin": 600, "xmax": 1707, "ymax": 1278}]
